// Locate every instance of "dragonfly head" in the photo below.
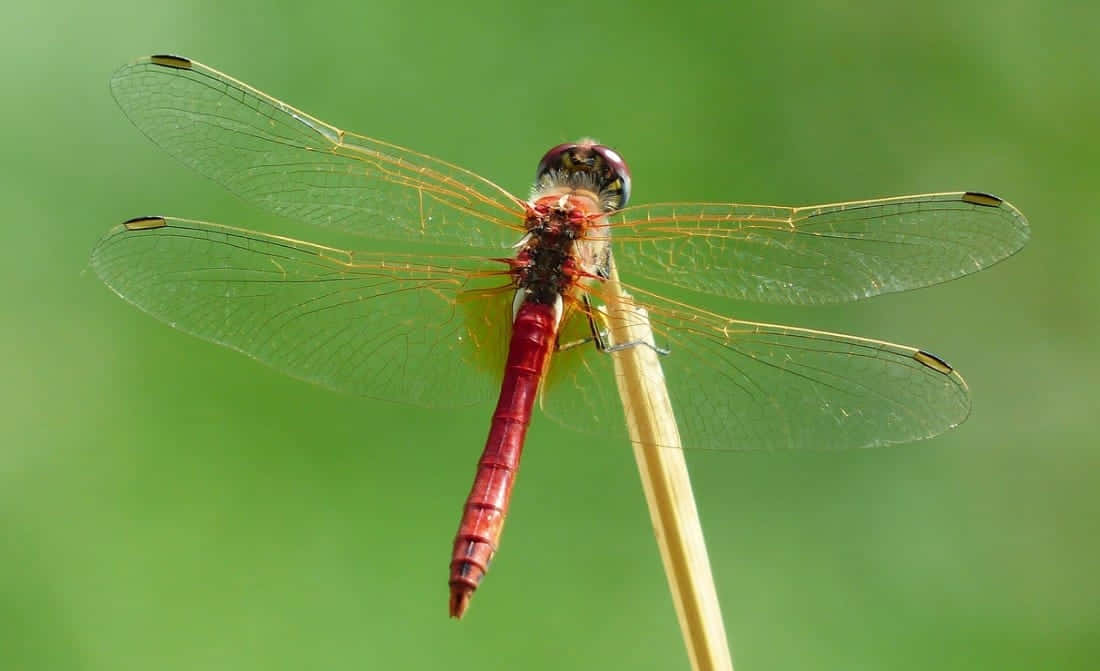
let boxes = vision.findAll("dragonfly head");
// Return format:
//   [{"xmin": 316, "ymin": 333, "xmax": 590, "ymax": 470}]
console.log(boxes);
[{"xmin": 534, "ymin": 140, "xmax": 631, "ymax": 212}]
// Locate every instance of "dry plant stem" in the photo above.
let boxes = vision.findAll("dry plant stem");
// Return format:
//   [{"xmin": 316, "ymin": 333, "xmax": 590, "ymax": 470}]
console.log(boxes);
[{"xmin": 602, "ymin": 260, "xmax": 734, "ymax": 671}]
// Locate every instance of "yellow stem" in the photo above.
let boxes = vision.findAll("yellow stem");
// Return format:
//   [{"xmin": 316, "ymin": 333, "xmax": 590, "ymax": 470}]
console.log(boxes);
[{"xmin": 602, "ymin": 259, "xmax": 734, "ymax": 671}]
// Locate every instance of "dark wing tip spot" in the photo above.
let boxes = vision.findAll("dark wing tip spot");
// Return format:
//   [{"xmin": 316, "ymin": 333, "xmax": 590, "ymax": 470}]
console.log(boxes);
[
  {"xmin": 913, "ymin": 350, "xmax": 954, "ymax": 375},
  {"xmin": 149, "ymin": 54, "xmax": 192, "ymax": 70},
  {"xmin": 122, "ymin": 216, "xmax": 167, "ymax": 231},
  {"xmin": 961, "ymin": 192, "xmax": 1003, "ymax": 207}
]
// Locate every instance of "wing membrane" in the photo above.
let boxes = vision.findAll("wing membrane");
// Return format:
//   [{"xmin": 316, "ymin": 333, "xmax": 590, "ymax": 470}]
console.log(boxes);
[
  {"xmin": 91, "ymin": 216, "xmax": 511, "ymax": 406},
  {"xmin": 110, "ymin": 56, "xmax": 527, "ymax": 249},
  {"xmin": 610, "ymin": 192, "xmax": 1029, "ymax": 304},
  {"xmin": 542, "ymin": 284, "xmax": 970, "ymax": 450}
]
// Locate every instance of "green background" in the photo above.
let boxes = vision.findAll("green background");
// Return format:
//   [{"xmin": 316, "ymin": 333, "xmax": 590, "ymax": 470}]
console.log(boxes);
[{"xmin": 3, "ymin": 1, "xmax": 1097, "ymax": 669}]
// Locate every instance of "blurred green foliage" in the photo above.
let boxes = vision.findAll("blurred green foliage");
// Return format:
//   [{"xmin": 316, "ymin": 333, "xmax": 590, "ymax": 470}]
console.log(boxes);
[{"xmin": 2, "ymin": 1, "xmax": 1096, "ymax": 669}]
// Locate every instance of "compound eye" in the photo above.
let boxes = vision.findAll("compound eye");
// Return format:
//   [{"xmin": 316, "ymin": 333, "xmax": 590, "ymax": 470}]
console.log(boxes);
[
  {"xmin": 591, "ymin": 145, "xmax": 631, "ymax": 209},
  {"xmin": 534, "ymin": 142, "xmax": 632, "ymax": 210},
  {"xmin": 535, "ymin": 143, "xmax": 580, "ymax": 183}
]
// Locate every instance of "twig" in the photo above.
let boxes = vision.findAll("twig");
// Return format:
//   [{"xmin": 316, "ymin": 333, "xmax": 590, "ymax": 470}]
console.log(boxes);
[{"xmin": 602, "ymin": 259, "xmax": 734, "ymax": 671}]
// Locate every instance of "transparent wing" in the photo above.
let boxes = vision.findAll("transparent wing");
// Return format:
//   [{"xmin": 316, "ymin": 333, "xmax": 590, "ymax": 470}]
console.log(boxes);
[
  {"xmin": 110, "ymin": 55, "xmax": 527, "ymax": 249},
  {"xmin": 91, "ymin": 216, "xmax": 514, "ymax": 407},
  {"xmin": 541, "ymin": 284, "xmax": 969, "ymax": 451},
  {"xmin": 610, "ymin": 192, "xmax": 1029, "ymax": 304}
]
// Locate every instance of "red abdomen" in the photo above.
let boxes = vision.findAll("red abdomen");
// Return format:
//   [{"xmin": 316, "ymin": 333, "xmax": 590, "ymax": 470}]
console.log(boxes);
[{"xmin": 449, "ymin": 301, "xmax": 559, "ymax": 618}]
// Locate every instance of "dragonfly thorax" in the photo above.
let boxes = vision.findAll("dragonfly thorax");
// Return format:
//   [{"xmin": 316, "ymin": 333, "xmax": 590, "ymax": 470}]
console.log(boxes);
[{"xmin": 510, "ymin": 193, "xmax": 611, "ymax": 318}]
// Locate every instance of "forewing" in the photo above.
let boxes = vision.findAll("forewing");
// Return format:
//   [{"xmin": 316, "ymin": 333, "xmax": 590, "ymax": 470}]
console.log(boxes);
[
  {"xmin": 91, "ymin": 216, "xmax": 511, "ymax": 407},
  {"xmin": 610, "ymin": 192, "xmax": 1029, "ymax": 304},
  {"xmin": 110, "ymin": 56, "xmax": 526, "ymax": 249}
]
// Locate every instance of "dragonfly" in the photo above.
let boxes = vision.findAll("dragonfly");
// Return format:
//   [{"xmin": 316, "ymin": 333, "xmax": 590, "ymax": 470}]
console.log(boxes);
[{"xmin": 92, "ymin": 55, "xmax": 1030, "ymax": 619}]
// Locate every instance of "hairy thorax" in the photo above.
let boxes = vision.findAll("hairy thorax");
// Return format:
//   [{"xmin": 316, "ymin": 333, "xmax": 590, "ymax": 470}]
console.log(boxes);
[{"xmin": 510, "ymin": 190, "xmax": 611, "ymax": 310}]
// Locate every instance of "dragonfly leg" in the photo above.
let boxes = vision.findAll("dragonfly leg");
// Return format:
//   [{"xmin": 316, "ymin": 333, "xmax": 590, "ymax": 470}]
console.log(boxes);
[
  {"xmin": 556, "ymin": 294, "xmax": 670, "ymax": 356},
  {"xmin": 556, "ymin": 293, "xmax": 610, "ymax": 352},
  {"xmin": 603, "ymin": 340, "xmax": 671, "ymax": 356},
  {"xmin": 556, "ymin": 335, "xmax": 600, "ymax": 352},
  {"xmin": 592, "ymin": 294, "xmax": 671, "ymax": 355}
]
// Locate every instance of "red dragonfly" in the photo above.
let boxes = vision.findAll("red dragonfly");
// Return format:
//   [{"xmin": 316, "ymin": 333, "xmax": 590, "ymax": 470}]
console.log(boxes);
[{"xmin": 93, "ymin": 55, "xmax": 1029, "ymax": 618}]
